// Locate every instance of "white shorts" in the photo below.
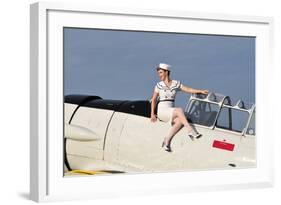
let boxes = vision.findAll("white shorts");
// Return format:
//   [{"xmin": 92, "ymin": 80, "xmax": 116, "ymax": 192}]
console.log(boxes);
[{"xmin": 157, "ymin": 106, "xmax": 175, "ymax": 125}]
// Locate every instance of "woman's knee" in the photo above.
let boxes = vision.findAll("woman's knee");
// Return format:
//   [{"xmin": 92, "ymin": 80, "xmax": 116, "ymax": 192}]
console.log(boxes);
[{"xmin": 173, "ymin": 117, "xmax": 181, "ymax": 124}]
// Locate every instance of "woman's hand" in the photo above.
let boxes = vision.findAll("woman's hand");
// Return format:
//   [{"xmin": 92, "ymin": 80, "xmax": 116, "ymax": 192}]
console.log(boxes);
[
  {"xmin": 199, "ymin": 89, "xmax": 209, "ymax": 95},
  {"xmin": 150, "ymin": 114, "xmax": 157, "ymax": 122}
]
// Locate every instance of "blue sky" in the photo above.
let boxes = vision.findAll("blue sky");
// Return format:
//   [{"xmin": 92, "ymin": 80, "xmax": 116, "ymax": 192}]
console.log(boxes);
[{"xmin": 64, "ymin": 28, "xmax": 255, "ymax": 109}]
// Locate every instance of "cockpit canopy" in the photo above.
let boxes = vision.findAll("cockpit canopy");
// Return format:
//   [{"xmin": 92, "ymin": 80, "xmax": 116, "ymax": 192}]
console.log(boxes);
[{"xmin": 185, "ymin": 92, "xmax": 255, "ymax": 135}]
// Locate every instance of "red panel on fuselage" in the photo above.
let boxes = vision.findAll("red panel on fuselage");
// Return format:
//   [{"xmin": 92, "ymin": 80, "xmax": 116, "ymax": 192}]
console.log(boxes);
[{"xmin": 212, "ymin": 140, "xmax": 235, "ymax": 151}]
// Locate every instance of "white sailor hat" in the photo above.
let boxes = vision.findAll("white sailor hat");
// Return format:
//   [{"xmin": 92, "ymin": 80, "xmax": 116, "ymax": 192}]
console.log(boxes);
[{"xmin": 157, "ymin": 63, "xmax": 171, "ymax": 71}]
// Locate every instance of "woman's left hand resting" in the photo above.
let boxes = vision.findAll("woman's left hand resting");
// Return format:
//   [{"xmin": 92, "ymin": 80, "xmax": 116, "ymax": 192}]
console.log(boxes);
[{"xmin": 199, "ymin": 89, "xmax": 209, "ymax": 95}]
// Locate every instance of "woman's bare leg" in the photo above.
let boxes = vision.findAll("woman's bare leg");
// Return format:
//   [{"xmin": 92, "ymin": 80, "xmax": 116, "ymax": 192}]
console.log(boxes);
[
  {"xmin": 164, "ymin": 117, "xmax": 183, "ymax": 146},
  {"xmin": 172, "ymin": 107, "xmax": 196, "ymax": 135}
]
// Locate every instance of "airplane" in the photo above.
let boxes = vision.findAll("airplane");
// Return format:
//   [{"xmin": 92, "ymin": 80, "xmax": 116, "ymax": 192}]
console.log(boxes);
[{"xmin": 64, "ymin": 92, "xmax": 256, "ymax": 176}]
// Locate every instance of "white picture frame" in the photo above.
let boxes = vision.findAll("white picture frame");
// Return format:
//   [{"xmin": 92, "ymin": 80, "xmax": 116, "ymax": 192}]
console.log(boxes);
[{"xmin": 30, "ymin": 1, "xmax": 274, "ymax": 202}]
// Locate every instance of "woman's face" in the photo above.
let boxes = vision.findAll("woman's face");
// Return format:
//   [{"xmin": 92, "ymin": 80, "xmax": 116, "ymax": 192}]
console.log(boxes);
[{"xmin": 157, "ymin": 69, "xmax": 168, "ymax": 81}]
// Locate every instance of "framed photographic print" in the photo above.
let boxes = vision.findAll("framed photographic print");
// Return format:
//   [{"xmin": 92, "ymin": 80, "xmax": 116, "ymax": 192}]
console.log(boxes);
[{"xmin": 30, "ymin": 1, "xmax": 274, "ymax": 202}]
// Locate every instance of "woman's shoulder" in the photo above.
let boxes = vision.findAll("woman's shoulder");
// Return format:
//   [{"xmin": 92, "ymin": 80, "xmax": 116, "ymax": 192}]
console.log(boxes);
[
  {"xmin": 172, "ymin": 79, "xmax": 181, "ymax": 86},
  {"xmin": 170, "ymin": 80, "xmax": 182, "ymax": 90},
  {"xmin": 156, "ymin": 81, "xmax": 164, "ymax": 87}
]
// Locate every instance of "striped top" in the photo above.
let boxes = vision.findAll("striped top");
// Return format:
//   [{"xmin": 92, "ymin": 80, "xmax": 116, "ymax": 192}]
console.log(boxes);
[{"xmin": 154, "ymin": 80, "xmax": 182, "ymax": 102}]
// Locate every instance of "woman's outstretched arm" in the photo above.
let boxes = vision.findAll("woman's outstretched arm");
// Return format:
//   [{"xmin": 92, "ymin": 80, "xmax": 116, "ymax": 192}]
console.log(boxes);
[{"xmin": 180, "ymin": 84, "xmax": 209, "ymax": 95}]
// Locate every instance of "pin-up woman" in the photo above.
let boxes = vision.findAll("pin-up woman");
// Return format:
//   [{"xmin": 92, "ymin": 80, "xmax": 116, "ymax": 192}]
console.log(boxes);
[{"xmin": 150, "ymin": 63, "xmax": 209, "ymax": 152}]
